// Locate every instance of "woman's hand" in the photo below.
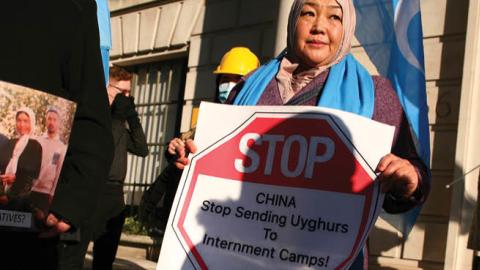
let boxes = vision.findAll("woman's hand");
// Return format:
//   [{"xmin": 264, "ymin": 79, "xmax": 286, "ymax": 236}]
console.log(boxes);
[
  {"xmin": 167, "ymin": 138, "xmax": 197, "ymax": 170},
  {"xmin": 0, "ymin": 174, "xmax": 15, "ymax": 186},
  {"xmin": 376, "ymin": 153, "xmax": 419, "ymax": 198}
]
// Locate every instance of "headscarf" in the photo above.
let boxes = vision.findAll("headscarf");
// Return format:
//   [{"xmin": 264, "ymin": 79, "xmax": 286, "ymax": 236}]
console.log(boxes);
[
  {"xmin": 14, "ymin": 107, "xmax": 36, "ymax": 137},
  {"xmin": 5, "ymin": 107, "xmax": 36, "ymax": 176},
  {"xmin": 234, "ymin": 0, "xmax": 374, "ymax": 119},
  {"xmin": 277, "ymin": 0, "xmax": 357, "ymax": 101}
]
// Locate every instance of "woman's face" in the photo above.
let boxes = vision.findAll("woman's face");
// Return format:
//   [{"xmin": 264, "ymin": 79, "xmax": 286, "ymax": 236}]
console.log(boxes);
[
  {"xmin": 16, "ymin": 112, "xmax": 31, "ymax": 136},
  {"xmin": 294, "ymin": 0, "xmax": 343, "ymax": 68}
]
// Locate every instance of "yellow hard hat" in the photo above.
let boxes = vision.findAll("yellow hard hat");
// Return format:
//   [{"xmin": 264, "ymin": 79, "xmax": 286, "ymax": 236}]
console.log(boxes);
[{"xmin": 213, "ymin": 47, "xmax": 260, "ymax": 76}]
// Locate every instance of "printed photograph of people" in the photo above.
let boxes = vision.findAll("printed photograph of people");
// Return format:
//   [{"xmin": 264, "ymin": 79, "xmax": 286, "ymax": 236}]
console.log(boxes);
[
  {"xmin": 0, "ymin": 107, "xmax": 42, "ymax": 206},
  {"xmin": 0, "ymin": 81, "xmax": 75, "ymax": 231}
]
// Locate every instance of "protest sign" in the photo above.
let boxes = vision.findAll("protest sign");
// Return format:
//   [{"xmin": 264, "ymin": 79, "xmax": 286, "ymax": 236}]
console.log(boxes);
[
  {"xmin": 0, "ymin": 81, "xmax": 76, "ymax": 231},
  {"xmin": 158, "ymin": 102, "xmax": 393, "ymax": 269}
]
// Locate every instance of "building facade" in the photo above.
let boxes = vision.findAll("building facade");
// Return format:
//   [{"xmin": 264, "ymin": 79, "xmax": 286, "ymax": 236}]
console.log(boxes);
[{"xmin": 109, "ymin": 0, "xmax": 478, "ymax": 269}]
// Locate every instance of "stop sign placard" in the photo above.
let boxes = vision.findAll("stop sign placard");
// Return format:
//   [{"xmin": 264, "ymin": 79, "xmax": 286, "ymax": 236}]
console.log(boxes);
[{"xmin": 160, "ymin": 104, "xmax": 392, "ymax": 270}]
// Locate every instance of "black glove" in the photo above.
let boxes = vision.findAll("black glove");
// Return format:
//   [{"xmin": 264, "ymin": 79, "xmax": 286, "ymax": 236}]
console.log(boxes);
[
  {"xmin": 111, "ymin": 94, "xmax": 135, "ymax": 121},
  {"xmin": 126, "ymin": 96, "xmax": 138, "ymax": 119}
]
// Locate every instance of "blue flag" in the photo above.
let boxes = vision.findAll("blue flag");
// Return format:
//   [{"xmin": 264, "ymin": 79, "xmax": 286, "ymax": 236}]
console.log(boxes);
[
  {"xmin": 95, "ymin": 0, "xmax": 112, "ymax": 85},
  {"xmin": 353, "ymin": 0, "xmax": 430, "ymax": 236}
]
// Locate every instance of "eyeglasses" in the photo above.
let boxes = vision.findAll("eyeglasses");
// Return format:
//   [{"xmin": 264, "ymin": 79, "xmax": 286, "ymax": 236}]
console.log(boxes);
[{"xmin": 109, "ymin": 84, "xmax": 131, "ymax": 95}]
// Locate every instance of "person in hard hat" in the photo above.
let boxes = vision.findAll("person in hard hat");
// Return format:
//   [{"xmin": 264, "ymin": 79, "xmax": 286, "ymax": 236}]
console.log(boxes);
[
  {"xmin": 166, "ymin": 47, "xmax": 260, "ymax": 169},
  {"xmin": 213, "ymin": 47, "xmax": 260, "ymax": 103},
  {"xmin": 138, "ymin": 47, "xmax": 260, "ymax": 237}
]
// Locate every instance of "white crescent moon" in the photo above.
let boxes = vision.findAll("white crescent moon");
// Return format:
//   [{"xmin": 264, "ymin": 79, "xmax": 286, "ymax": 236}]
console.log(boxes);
[{"xmin": 394, "ymin": 0, "xmax": 424, "ymax": 73}]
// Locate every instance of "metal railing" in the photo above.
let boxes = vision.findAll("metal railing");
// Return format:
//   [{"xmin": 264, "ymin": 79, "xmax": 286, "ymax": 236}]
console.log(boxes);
[{"xmin": 123, "ymin": 58, "xmax": 187, "ymax": 216}]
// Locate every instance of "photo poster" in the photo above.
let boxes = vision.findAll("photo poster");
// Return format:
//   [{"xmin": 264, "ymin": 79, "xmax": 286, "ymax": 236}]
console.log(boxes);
[
  {"xmin": 158, "ymin": 102, "xmax": 395, "ymax": 270},
  {"xmin": 0, "ymin": 81, "xmax": 76, "ymax": 231}
]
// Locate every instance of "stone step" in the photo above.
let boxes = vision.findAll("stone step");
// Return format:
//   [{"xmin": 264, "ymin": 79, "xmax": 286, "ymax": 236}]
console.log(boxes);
[{"xmin": 83, "ymin": 233, "xmax": 159, "ymax": 270}]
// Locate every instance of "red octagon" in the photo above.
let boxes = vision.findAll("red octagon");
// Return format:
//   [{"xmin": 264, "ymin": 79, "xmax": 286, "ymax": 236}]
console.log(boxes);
[{"xmin": 173, "ymin": 112, "xmax": 377, "ymax": 269}]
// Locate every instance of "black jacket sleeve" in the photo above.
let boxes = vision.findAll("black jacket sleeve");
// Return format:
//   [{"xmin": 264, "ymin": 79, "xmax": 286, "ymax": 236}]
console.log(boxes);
[
  {"xmin": 49, "ymin": 0, "xmax": 114, "ymax": 228},
  {"xmin": 126, "ymin": 115, "xmax": 149, "ymax": 157},
  {"xmin": 111, "ymin": 94, "xmax": 148, "ymax": 157}
]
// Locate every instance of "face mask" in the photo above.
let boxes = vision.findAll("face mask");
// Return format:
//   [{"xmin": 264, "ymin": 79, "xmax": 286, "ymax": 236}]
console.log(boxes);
[{"xmin": 217, "ymin": 82, "xmax": 237, "ymax": 103}]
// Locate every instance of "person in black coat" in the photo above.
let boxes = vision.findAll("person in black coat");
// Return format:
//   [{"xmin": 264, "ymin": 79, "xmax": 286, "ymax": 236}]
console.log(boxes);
[
  {"xmin": 0, "ymin": 0, "xmax": 114, "ymax": 269},
  {"xmin": 90, "ymin": 66, "xmax": 148, "ymax": 270},
  {"xmin": 0, "ymin": 108, "xmax": 42, "ymax": 203}
]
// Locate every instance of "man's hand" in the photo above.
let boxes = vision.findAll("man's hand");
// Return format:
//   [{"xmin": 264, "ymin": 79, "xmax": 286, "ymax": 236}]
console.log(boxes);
[
  {"xmin": 125, "ymin": 96, "xmax": 138, "ymax": 119},
  {"xmin": 111, "ymin": 94, "xmax": 135, "ymax": 121},
  {"xmin": 39, "ymin": 213, "xmax": 71, "ymax": 238},
  {"xmin": 376, "ymin": 153, "xmax": 419, "ymax": 198},
  {"xmin": 167, "ymin": 138, "xmax": 197, "ymax": 170}
]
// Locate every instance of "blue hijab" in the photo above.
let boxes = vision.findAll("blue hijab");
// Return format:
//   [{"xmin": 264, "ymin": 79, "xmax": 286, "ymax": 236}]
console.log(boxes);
[{"xmin": 233, "ymin": 53, "xmax": 375, "ymax": 119}]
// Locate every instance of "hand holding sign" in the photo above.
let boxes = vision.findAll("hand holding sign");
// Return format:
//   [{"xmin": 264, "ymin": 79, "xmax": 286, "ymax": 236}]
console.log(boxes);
[
  {"xmin": 39, "ymin": 213, "xmax": 71, "ymax": 238},
  {"xmin": 376, "ymin": 153, "xmax": 419, "ymax": 198},
  {"xmin": 167, "ymin": 138, "xmax": 197, "ymax": 170}
]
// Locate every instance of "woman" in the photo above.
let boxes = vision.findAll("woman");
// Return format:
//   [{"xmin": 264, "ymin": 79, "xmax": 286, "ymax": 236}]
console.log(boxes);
[
  {"xmin": 0, "ymin": 107, "xmax": 42, "ymax": 204},
  {"xmin": 169, "ymin": 0, "xmax": 430, "ymax": 268}
]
